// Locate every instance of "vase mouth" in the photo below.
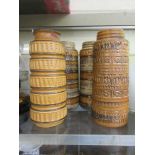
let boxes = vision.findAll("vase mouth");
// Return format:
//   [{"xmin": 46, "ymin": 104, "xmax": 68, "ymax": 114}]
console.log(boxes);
[{"xmin": 97, "ymin": 29, "xmax": 125, "ymax": 40}]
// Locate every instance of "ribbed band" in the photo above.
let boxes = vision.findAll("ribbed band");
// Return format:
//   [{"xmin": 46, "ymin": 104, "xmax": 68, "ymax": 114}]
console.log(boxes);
[
  {"xmin": 30, "ymin": 58, "xmax": 66, "ymax": 71},
  {"xmin": 97, "ymin": 29, "xmax": 125, "ymax": 40},
  {"xmin": 30, "ymin": 91, "xmax": 67, "ymax": 105},
  {"xmin": 30, "ymin": 41, "xmax": 65, "ymax": 55},
  {"xmin": 30, "ymin": 74, "xmax": 66, "ymax": 88},
  {"xmin": 30, "ymin": 106, "xmax": 67, "ymax": 122}
]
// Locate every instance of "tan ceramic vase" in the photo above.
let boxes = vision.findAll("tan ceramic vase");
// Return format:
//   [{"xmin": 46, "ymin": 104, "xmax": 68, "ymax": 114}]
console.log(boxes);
[
  {"xmin": 29, "ymin": 29, "xmax": 67, "ymax": 128},
  {"xmin": 80, "ymin": 41, "xmax": 95, "ymax": 108},
  {"xmin": 92, "ymin": 29, "xmax": 129, "ymax": 128},
  {"xmin": 62, "ymin": 41, "xmax": 79, "ymax": 109}
]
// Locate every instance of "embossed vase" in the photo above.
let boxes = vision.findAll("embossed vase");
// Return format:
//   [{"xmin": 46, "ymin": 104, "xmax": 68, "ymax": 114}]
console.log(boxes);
[{"xmin": 92, "ymin": 29, "xmax": 129, "ymax": 128}]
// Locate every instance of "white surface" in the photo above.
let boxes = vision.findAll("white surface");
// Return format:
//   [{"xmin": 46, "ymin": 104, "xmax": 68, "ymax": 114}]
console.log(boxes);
[{"xmin": 70, "ymin": 0, "xmax": 134, "ymax": 13}]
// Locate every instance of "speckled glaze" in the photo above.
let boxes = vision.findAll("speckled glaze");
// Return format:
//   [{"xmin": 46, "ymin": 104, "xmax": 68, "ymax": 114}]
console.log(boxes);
[{"xmin": 92, "ymin": 29, "xmax": 129, "ymax": 128}]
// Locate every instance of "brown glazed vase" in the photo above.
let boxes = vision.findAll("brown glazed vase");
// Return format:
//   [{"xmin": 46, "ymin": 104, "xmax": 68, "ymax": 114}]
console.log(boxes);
[
  {"xmin": 80, "ymin": 41, "xmax": 95, "ymax": 108},
  {"xmin": 62, "ymin": 41, "xmax": 79, "ymax": 109},
  {"xmin": 92, "ymin": 29, "xmax": 129, "ymax": 128}
]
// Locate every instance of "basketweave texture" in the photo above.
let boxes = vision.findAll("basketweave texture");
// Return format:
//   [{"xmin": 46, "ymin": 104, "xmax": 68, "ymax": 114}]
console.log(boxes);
[
  {"xmin": 30, "ymin": 72, "xmax": 66, "ymax": 88},
  {"xmin": 92, "ymin": 29, "xmax": 129, "ymax": 128},
  {"xmin": 30, "ymin": 91, "xmax": 67, "ymax": 105},
  {"xmin": 33, "ymin": 29, "xmax": 60, "ymax": 41},
  {"xmin": 30, "ymin": 105, "xmax": 67, "ymax": 123},
  {"xmin": 29, "ymin": 30, "xmax": 67, "ymax": 128},
  {"xmin": 30, "ymin": 58, "xmax": 66, "ymax": 71},
  {"xmin": 30, "ymin": 41, "xmax": 65, "ymax": 55}
]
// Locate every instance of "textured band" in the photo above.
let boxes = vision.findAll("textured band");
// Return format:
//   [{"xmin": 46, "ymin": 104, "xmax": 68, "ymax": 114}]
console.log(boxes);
[
  {"xmin": 30, "ymin": 74, "xmax": 66, "ymax": 88},
  {"xmin": 92, "ymin": 109, "xmax": 128, "ymax": 128},
  {"xmin": 30, "ymin": 41, "xmax": 65, "ymax": 55},
  {"xmin": 30, "ymin": 58, "xmax": 66, "ymax": 71},
  {"xmin": 30, "ymin": 91, "xmax": 67, "ymax": 105},
  {"xmin": 30, "ymin": 105, "xmax": 67, "ymax": 123}
]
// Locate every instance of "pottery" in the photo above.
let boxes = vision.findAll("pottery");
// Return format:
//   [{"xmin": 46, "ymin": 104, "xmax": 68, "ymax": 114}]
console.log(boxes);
[
  {"xmin": 62, "ymin": 41, "xmax": 79, "ymax": 109},
  {"xmin": 92, "ymin": 29, "xmax": 129, "ymax": 128},
  {"xmin": 80, "ymin": 41, "xmax": 95, "ymax": 108},
  {"xmin": 29, "ymin": 30, "xmax": 67, "ymax": 128}
]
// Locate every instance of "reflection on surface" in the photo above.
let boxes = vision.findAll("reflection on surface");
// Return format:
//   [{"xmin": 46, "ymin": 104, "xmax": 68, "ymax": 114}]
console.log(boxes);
[{"xmin": 20, "ymin": 111, "xmax": 135, "ymax": 135}]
